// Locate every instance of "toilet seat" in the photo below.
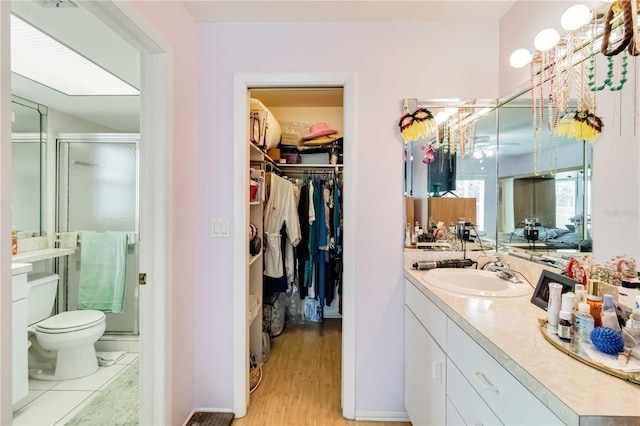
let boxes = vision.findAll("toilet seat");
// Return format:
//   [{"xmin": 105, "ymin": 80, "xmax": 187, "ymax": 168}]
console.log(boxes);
[{"xmin": 35, "ymin": 311, "xmax": 105, "ymax": 334}]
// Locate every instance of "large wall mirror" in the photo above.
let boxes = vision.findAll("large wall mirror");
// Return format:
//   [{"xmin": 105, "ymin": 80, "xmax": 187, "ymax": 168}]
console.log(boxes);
[
  {"xmin": 404, "ymin": 100, "xmax": 498, "ymax": 244},
  {"xmin": 497, "ymin": 93, "xmax": 592, "ymax": 258},
  {"xmin": 12, "ymin": 95, "xmax": 47, "ymax": 238},
  {"xmin": 404, "ymin": 94, "xmax": 593, "ymax": 263}
]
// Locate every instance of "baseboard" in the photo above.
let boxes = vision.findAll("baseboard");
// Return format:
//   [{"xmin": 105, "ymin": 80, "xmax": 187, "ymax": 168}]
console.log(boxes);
[
  {"xmin": 354, "ymin": 410, "xmax": 410, "ymax": 422},
  {"xmin": 182, "ymin": 408, "xmax": 235, "ymax": 426}
]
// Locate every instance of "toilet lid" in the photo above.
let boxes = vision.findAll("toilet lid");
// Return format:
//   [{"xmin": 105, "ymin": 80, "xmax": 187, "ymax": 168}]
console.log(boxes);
[{"xmin": 35, "ymin": 310, "xmax": 105, "ymax": 334}]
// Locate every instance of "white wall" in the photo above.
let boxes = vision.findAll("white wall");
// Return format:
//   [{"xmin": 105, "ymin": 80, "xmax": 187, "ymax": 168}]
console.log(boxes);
[
  {"xmin": 590, "ymin": 62, "xmax": 640, "ymax": 263},
  {"xmin": 196, "ymin": 21, "xmax": 499, "ymax": 414}
]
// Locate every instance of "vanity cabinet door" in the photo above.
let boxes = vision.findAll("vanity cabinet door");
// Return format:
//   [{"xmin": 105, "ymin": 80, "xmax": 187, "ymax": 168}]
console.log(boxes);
[
  {"xmin": 405, "ymin": 307, "xmax": 446, "ymax": 426},
  {"xmin": 12, "ymin": 272, "xmax": 29, "ymax": 404}
]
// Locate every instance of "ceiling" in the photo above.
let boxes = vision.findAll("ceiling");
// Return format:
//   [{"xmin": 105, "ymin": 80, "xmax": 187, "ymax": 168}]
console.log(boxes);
[
  {"xmin": 10, "ymin": 1, "xmax": 514, "ymax": 133},
  {"xmin": 182, "ymin": 1, "xmax": 516, "ymax": 23}
]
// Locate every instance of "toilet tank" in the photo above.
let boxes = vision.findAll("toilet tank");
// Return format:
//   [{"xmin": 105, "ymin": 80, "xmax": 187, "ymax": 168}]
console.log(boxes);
[{"xmin": 27, "ymin": 273, "xmax": 59, "ymax": 326}]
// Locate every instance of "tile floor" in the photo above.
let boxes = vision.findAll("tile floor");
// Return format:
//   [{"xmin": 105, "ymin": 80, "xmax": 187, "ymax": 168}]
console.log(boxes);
[{"xmin": 12, "ymin": 352, "xmax": 139, "ymax": 426}]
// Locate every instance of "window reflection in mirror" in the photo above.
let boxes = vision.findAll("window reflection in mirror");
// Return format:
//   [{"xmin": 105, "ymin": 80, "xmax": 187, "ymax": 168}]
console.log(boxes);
[
  {"xmin": 404, "ymin": 100, "xmax": 498, "ymax": 246},
  {"xmin": 11, "ymin": 96, "xmax": 46, "ymax": 238},
  {"xmin": 497, "ymin": 96, "xmax": 592, "ymax": 255}
]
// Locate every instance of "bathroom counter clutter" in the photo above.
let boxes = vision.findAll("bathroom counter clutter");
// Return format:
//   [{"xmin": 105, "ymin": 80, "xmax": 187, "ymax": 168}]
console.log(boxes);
[
  {"xmin": 13, "ymin": 247, "xmax": 76, "ymax": 263},
  {"xmin": 403, "ymin": 260, "xmax": 640, "ymax": 425}
]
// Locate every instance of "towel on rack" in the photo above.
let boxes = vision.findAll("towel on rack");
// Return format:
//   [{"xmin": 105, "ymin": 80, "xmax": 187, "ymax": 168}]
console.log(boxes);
[{"xmin": 78, "ymin": 232, "xmax": 128, "ymax": 313}]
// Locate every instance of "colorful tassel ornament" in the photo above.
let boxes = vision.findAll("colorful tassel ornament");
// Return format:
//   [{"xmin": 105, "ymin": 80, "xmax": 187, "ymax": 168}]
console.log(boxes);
[
  {"xmin": 399, "ymin": 106, "xmax": 437, "ymax": 143},
  {"xmin": 554, "ymin": 110, "xmax": 603, "ymax": 143}
]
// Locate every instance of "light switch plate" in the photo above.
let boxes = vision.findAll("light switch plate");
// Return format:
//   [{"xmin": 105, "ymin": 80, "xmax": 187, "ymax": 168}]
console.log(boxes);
[{"xmin": 211, "ymin": 218, "xmax": 230, "ymax": 237}]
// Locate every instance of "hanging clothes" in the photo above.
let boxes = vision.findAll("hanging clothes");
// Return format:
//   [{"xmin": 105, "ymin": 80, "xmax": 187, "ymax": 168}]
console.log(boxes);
[{"xmin": 264, "ymin": 173, "xmax": 301, "ymax": 292}]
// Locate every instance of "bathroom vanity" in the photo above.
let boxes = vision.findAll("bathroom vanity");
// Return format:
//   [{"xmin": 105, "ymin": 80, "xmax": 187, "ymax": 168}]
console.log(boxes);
[
  {"xmin": 403, "ymin": 254, "xmax": 640, "ymax": 425},
  {"xmin": 12, "ymin": 262, "xmax": 32, "ymax": 405}
]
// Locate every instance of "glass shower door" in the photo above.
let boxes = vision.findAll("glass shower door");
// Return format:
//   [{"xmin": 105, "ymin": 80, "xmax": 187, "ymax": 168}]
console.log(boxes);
[{"xmin": 57, "ymin": 134, "xmax": 139, "ymax": 334}]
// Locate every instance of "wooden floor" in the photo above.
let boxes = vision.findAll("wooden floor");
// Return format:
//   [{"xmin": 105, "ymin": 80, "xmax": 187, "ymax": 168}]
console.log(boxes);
[{"xmin": 232, "ymin": 318, "xmax": 409, "ymax": 426}]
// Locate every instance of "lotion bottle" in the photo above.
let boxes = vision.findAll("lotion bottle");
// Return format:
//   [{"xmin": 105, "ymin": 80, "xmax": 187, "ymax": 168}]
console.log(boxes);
[
  {"xmin": 574, "ymin": 302, "xmax": 595, "ymax": 343},
  {"xmin": 547, "ymin": 283, "xmax": 563, "ymax": 333}
]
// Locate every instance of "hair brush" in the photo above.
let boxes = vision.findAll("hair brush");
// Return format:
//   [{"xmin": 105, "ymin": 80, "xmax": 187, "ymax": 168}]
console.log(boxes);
[{"xmin": 590, "ymin": 327, "xmax": 625, "ymax": 355}]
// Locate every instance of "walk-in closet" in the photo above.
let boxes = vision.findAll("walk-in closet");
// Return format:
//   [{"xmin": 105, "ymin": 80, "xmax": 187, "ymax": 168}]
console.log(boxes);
[{"xmin": 243, "ymin": 87, "xmax": 345, "ymax": 422}]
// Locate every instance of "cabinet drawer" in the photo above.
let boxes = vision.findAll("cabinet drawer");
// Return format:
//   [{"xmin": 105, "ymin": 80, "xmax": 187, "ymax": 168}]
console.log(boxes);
[
  {"xmin": 405, "ymin": 279, "xmax": 446, "ymax": 348},
  {"xmin": 447, "ymin": 319, "xmax": 563, "ymax": 425},
  {"xmin": 447, "ymin": 358, "xmax": 502, "ymax": 426}
]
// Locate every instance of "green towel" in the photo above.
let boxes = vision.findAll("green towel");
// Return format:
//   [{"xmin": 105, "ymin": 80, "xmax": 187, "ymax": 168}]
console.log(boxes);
[{"xmin": 78, "ymin": 232, "xmax": 128, "ymax": 313}]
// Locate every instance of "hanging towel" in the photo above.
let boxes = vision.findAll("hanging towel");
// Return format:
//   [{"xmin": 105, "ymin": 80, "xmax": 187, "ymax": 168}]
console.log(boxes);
[{"xmin": 78, "ymin": 232, "xmax": 128, "ymax": 313}]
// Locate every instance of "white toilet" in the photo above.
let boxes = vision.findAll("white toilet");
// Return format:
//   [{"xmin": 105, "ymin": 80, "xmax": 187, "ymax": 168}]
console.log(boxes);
[{"xmin": 27, "ymin": 273, "xmax": 106, "ymax": 381}]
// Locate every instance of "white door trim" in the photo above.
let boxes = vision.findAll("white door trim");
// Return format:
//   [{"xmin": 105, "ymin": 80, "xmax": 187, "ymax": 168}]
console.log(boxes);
[
  {"xmin": 74, "ymin": 3, "xmax": 173, "ymax": 425},
  {"xmin": 233, "ymin": 72, "xmax": 356, "ymax": 419}
]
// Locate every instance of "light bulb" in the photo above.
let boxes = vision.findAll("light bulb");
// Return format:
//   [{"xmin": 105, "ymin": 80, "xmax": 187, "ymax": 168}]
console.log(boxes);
[
  {"xmin": 561, "ymin": 4, "xmax": 591, "ymax": 31},
  {"xmin": 534, "ymin": 28, "xmax": 560, "ymax": 51},
  {"xmin": 509, "ymin": 48, "xmax": 533, "ymax": 68},
  {"xmin": 435, "ymin": 111, "xmax": 448, "ymax": 124}
]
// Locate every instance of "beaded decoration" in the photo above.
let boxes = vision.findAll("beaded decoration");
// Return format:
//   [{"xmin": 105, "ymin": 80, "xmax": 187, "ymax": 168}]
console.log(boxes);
[{"xmin": 588, "ymin": 53, "xmax": 629, "ymax": 91}]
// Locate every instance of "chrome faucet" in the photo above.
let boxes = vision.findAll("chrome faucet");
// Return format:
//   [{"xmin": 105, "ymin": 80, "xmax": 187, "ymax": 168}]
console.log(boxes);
[{"xmin": 481, "ymin": 257, "xmax": 522, "ymax": 283}]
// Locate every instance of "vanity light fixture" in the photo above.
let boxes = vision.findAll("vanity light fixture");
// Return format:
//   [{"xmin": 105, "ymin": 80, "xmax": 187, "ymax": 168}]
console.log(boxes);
[
  {"xmin": 561, "ymin": 4, "xmax": 592, "ymax": 31},
  {"xmin": 10, "ymin": 14, "xmax": 139, "ymax": 96},
  {"xmin": 509, "ymin": 48, "xmax": 533, "ymax": 68},
  {"xmin": 534, "ymin": 28, "xmax": 560, "ymax": 51}
]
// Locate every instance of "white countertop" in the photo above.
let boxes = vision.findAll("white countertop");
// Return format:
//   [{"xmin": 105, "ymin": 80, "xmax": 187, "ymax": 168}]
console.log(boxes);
[
  {"xmin": 11, "ymin": 263, "xmax": 33, "ymax": 276},
  {"xmin": 404, "ymin": 254, "xmax": 640, "ymax": 424},
  {"xmin": 12, "ymin": 248, "xmax": 76, "ymax": 263}
]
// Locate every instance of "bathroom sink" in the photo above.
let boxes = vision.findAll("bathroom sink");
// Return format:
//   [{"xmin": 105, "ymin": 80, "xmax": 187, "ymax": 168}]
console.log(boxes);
[{"xmin": 422, "ymin": 268, "xmax": 531, "ymax": 298}]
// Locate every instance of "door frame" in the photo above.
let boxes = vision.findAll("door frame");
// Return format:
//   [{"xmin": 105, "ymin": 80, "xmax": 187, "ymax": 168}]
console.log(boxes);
[
  {"xmin": 45, "ymin": 2, "xmax": 172, "ymax": 424},
  {"xmin": 232, "ymin": 72, "xmax": 357, "ymax": 419},
  {"xmin": 0, "ymin": 1, "xmax": 172, "ymax": 423}
]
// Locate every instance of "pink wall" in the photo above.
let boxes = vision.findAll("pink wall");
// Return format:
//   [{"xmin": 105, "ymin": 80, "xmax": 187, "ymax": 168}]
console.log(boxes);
[
  {"xmin": 125, "ymin": 2, "xmax": 198, "ymax": 424},
  {"xmin": 196, "ymin": 21, "xmax": 499, "ymax": 413},
  {"xmin": 499, "ymin": 0, "xmax": 600, "ymax": 98}
]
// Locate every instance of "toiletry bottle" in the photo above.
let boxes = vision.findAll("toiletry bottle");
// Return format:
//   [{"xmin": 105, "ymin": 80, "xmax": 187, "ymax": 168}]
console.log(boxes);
[
  {"xmin": 11, "ymin": 228, "xmax": 17, "ymax": 256},
  {"xmin": 601, "ymin": 294, "xmax": 621, "ymax": 332},
  {"xmin": 574, "ymin": 302, "xmax": 595, "ymax": 343},
  {"xmin": 586, "ymin": 279, "xmax": 603, "ymax": 327},
  {"xmin": 561, "ymin": 292, "xmax": 575, "ymax": 315},
  {"xmin": 574, "ymin": 284, "xmax": 586, "ymax": 307},
  {"xmin": 557, "ymin": 310, "xmax": 573, "ymax": 341},
  {"xmin": 547, "ymin": 283, "xmax": 563, "ymax": 333},
  {"xmin": 405, "ymin": 223, "xmax": 411, "ymax": 246}
]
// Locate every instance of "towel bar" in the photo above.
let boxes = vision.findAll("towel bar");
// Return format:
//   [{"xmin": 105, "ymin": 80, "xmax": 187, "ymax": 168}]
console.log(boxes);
[{"xmin": 55, "ymin": 232, "xmax": 138, "ymax": 248}]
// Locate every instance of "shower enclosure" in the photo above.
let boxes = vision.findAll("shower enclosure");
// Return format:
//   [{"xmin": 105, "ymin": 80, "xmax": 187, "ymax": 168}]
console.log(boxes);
[{"xmin": 56, "ymin": 133, "xmax": 140, "ymax": 335}]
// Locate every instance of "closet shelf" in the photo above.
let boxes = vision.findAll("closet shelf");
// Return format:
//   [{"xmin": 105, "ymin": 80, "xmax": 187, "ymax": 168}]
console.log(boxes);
[
  {"xmin": 249, "ymin": 251, "xmax": 263, "ymax": 267},
  {"xmin": 250, "ymin": 201, "xmax": 263, "ymax": 206}
]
